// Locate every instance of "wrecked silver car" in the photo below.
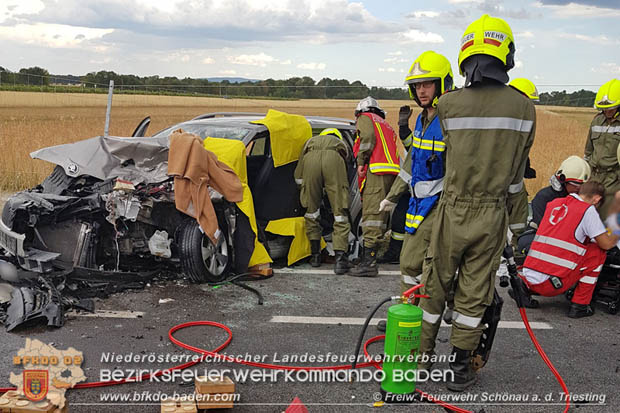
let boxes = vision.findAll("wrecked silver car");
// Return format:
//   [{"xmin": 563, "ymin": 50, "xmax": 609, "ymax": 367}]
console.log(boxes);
[{"xmin": 0, "ymin": 112, "xmax": 362, "ymax": 330}]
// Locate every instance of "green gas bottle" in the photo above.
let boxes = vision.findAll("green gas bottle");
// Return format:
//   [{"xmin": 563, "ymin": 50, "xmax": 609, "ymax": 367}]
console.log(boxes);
[{"xmin": 380, "ymin": 302, "xmax": 423, "ymax": 402}]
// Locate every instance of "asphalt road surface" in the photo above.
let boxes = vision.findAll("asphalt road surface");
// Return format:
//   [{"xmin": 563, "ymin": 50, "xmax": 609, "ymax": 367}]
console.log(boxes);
[{"xmin": 1, "ymin": 262, "xmax": 618, "ymax": 412}]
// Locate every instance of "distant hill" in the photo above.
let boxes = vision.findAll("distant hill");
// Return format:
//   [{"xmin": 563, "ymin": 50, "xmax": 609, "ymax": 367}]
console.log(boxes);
[{"xmin": 205, "ymin": 77, "xmax": 261, "ymax": 83}]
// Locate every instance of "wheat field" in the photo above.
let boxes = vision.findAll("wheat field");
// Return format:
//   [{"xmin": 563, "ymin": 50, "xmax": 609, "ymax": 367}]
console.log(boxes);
[{"xmin": 0, "ymin": 91, "xmax": 596, "ymax": 195}]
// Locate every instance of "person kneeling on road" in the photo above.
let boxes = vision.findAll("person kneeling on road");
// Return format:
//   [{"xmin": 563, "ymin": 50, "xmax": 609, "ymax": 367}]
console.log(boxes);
[
  {"xmin": 519, "ymin": 181, "xmax": 620, "ymax": 318},
  {"xmin": 516, "ymin": 155, "xmax": 591, "ymax": 257},
  {"xmin": 295, "ymin": 128, "xmax": 352, "ymax": 274}
]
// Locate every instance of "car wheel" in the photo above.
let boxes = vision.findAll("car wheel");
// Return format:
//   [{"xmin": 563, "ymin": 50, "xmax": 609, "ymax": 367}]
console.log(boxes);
[{"xmin": 177, "ymin": 219, "xmax": 230, "ymax": 283}]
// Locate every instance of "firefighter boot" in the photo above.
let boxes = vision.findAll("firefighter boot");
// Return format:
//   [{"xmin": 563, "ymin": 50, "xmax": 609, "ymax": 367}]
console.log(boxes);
[
  {"xmin": 568, "ymin": 303, "xmax": 595, "ymax": 318},
  {"xmin": 334, "ymin": 250, "xmax": 349, "ymax": 275},
  {"xmin": 377, "ymin": 238, "xmax": 403, "ymax": 264},
  {"xmin": 348, "ymin": 247, "xmax": 378, "ymax": 277},
  {"xmin": 447, "ymin": 347, "xmax": 477, "ymax": 392},
  {"xmin": 376, "ymin": 320, "xmax": 386, "ymax": 332},
  {"xmin": 310, "ymin": 240, "xmax": 321, "ymax": 267},
  {"xmin": 416, "ymin": 350, "xmax": 436, "ymax": 371}
]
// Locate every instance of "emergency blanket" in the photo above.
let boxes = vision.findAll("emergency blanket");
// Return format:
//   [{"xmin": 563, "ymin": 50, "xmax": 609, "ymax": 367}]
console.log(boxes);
[
  {"xmin": 203, "ymin": 137, "xmax": 272, "ymax": 267},
  {"xmin": 265, "ymin": 218, "xmax": 326, "ymax": 266},
  {"xmin": 168, "ymin": 130, "xmax": 243, "ymax": 243},
  {"xmin": 250, "ymin": 109, "xmax": 312, "ymax": 167}
]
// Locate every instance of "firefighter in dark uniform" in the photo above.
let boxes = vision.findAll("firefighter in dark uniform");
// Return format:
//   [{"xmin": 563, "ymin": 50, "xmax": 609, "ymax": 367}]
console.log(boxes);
[
  {"xmin": 295, "ymin": 128, "xmax": 351, "ymax": 274},
  {"xmin": 349, "ymin": 97, "xmax": 400, "ymax": 277},
  {"xmin": 584, "ymin": 78, "xmax": 620, "ymax": 219},
  {"xmin": 418, "ymin": 14, "xmax": 536, "ymax": 392}
]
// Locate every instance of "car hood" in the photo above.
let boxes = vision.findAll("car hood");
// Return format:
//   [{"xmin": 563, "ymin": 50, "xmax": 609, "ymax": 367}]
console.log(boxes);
[{"xmin": 30, "ymin": 135, "xmax": 171, "ymax": 184}]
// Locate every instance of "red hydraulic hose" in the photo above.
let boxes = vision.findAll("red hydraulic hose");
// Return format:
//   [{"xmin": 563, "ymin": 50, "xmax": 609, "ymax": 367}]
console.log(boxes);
[
  {"xmin": 0, "ymin": 320, "xmax": 470, "ymax": 413},
  {"xmin": 519, "ymin": 308, "xmax": 570, "ymax": 413}
]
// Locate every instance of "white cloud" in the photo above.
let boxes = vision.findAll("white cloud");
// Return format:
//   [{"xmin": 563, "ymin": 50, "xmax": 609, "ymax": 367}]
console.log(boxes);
[
  {"xmin": 297, "ymin": 62, "xmax": 326, "ymax": 70},
  {"xmin": 219, "ymin": 69, "xmax": 237, "ymax": 75},
  {"xmin": 0, "ymin": 0, "xmax": 45, "ymax": 24},
  {"xmin": 535, "ymin": 1, "xmax": 620, "ymax": 18},
  {"xmin": 10, "ymin": 0, "xmax": 394, "ymax": 44},
  {"xmin": 388, "ymin": 51, "xmax": 403, "ymax": 56},
  {"xmin": 408, "ymin": 11, "xmax": 440, "ymax": 18},
  {"xmin": 89, "ymin": 57, "xmax": 112, "ymax": 65},
  {"xmin": 591, "ymin": 63, "xmax": 620, "ymax": 74},
  {"xmin": 378, "ymin": 67, "xmax": 396, "ymax": 73},
  {"xmin": 181, "ymin": 55, "xmax": 190, "ymax": 63},
  {"xmin": 280, "ymin": 59, "xmax": 292, "ymax": 65},
  {"xmin": 0, "ymin": 22, "xmax": 113, "ymax": 49},
  {"xmin": 228, "ymin": 52, "xmax": 276, "ymax": 67},
  {"xmin": 384, "ymin": 57, "xmax": 408, "ymax": 64},
  {"xmin": 516, "ymin": 31, "xmax": 535, "ymax": 39},
  {"xmin": 515, "ymin": 60, "xmax": 523, "ymax": 69},
  {"xmin": 202, "ymin": 57, "xmax": 215, "ymax": 64},
  {"xmin": 399, "ymin": 29, "xmax": 444, "ymax": 44},
  {"xmin": 558, "ymin": 32, "xmax": 619, "ymax": 44}
]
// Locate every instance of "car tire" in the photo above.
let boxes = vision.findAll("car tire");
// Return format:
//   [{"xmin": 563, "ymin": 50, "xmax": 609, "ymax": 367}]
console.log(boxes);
[{"xmin": 177, "ymin": 219, "xmax": 230, "ymax": 283}]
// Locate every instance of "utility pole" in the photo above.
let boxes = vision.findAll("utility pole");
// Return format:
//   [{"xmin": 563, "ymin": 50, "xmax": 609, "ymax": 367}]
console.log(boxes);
[{"xmin": 104, "ymin": 80, "xmax": 114, "ymax": 137}]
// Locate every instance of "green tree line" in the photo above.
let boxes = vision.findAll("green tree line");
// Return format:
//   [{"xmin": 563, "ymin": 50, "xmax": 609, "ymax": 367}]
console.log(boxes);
[
  {"xmin": 0, "ymin": 66, "xmax": 602, "ymax": 106},
  {"xmin": 538, "ymin": 89, "xmax": 596, "ymax": 107}
]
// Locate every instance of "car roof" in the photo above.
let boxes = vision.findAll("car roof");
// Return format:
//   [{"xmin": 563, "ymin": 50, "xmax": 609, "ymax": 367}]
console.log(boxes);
[
  {"xmin": 151, "ymin": 112, "xmax": 356, "ymax": 141},
  {"xmin": 189, "ymin": 112, "xmax": 355, "ymax": 129}
]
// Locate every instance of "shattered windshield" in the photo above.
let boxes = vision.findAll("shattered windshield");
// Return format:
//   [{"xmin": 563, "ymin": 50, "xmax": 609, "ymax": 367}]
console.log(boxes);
[{"xmin": 152, "ymin": 123, "xmax": 252, "ymax": 141}]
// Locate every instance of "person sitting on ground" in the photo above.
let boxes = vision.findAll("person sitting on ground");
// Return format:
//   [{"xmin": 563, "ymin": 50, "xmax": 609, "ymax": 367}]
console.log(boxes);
[{"xmin": 518, "ymin": 181, "xmax": 620, "ymax": 318}]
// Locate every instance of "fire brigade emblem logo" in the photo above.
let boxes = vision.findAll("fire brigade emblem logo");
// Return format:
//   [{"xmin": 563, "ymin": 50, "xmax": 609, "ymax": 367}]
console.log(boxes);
[
  {"xmin": 549, "ymin": 204, "xmax": 568, "ymax": 226},
  {"xmin": 23, "ymin": 370, "xmax": 48, "ymax": 401}
]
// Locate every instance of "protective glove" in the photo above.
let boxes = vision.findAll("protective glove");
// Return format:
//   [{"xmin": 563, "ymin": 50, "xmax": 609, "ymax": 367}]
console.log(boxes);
[
  {"xmin": 398, "ymin": 105, "xmax": 412, "ymax": 127},
  {"xmin": 379, "ymin": 199, "xmax": 396, "ymax": 212},
  {"xmin": 524, "ymin": 157, "xmax": 536, "ymax": 179}
]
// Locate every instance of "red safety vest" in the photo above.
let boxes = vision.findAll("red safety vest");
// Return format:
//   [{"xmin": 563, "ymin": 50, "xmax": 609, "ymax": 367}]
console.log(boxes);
[
  {"xmin": 524, "ymin": 195, "xmax": 599, "ymax": 279},
  {"xmin": 353, "ymin": 112, "xmax": 400, "ymax": 191}
]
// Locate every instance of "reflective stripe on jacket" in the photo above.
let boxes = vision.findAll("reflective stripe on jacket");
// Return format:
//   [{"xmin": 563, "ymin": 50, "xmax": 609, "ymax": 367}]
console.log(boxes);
[
  {"xmin": 353, "ymin": 112, "xmax": 400, "ymax": 190},
  {"xmin": 405, "ymin": 114, "xmax": 445, "ymax": 234},
  {"xmin": 584, "ymin": 112, "xmax": 620, "ymax": 170}
]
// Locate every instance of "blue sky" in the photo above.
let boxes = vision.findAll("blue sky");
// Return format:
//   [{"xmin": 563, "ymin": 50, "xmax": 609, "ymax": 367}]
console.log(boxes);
[{"xmin": 1, "ymin": 0, "xmax": 619, "ymax": 92}]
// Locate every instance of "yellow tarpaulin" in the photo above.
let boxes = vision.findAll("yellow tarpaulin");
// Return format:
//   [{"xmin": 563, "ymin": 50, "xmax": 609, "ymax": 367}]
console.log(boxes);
[
  {"xmin": 265, "ymin": 217, "xmax": 326, "ymax": 266},
  {"xmin": 250, "ymin": 109, "xmax": 312, "ymax": 167},
  {"xmin": 203, "ymin": 137, "xmax": 271, "ymax": 267}
]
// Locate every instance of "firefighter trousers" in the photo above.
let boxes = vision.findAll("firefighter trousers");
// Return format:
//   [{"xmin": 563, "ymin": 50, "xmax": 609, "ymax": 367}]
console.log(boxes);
[
  {"xmin": 400, "ymin": 206, "xmax": 436, "ymax": 293},
  {"xmin": 508, "ymin": 186, "xmax": 528, "ymax": 239},
  {"xmin": 524, "ymin": 243, "xmax": 606, "ymax": 305},
  {"xmin": 419, "ymin": 194, "xmax": 506, "ymax": 352},
  {"xmin": 390, "ymin": 193, "xmax": 409, "ymax": 243},
  {"xmin": 300, "ymin": 150, "xmax": 350, "ymax": 251},
  {"xmin": 591, "ymin": 169, "xmax": 620, "ymax": 220},
  {"xmin": 361, "ymin": 172, "xmax": 395, "ymax": 249}
]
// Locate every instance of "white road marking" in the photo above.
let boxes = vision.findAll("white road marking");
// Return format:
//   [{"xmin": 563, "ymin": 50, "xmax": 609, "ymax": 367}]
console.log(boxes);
[
  {"xmin": 270, "ymin": 316, "xmax": 552, "ymax": 330},
  {"xmin": 67, "ymin": 310, "xmax": 145, "ymax": 319},
  {"xmin": 274, "ymin": 269, "xmax": 400, "ymax": 276}
]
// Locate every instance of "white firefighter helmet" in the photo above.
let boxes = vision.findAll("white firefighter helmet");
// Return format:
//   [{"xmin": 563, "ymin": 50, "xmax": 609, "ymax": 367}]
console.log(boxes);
[
  {"xmin": 355, "ymin": 96, "xmax": 385, "ymax": 118},
  {"xmin": 550, "ymin": 156, "xmax": 591, "ymax": 191}
]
